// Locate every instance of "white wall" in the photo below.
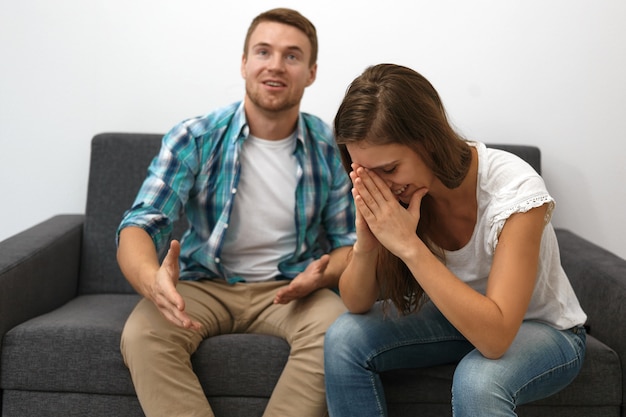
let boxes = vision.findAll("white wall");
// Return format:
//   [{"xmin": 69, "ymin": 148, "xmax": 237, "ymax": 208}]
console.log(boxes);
[{"xmin": 1, "ymin": 0, "xmax": 625, "ymax": 259}]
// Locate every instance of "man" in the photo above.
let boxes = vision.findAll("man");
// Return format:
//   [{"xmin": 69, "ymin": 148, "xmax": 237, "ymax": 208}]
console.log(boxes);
[{"xmin": 116, "ymin": 8, "xmax": 356, "ymax": 417}]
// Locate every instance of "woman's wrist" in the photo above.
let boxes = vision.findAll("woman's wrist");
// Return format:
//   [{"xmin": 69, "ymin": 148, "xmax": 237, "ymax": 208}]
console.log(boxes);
[{"xmin": 352, "ymin": 241, "xmax": 379, "ymax": 257}]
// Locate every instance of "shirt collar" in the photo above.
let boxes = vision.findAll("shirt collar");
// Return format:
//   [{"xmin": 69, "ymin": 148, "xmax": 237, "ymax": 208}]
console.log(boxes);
[{"xmin": 232, "ymin": 101, "xmax": 307, "ymax": 150}]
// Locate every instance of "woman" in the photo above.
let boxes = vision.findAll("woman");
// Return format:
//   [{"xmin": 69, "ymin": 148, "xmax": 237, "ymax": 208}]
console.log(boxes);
[{"xmin": 324, "ymin": 64, "xmax": 587, "ymax": 417}]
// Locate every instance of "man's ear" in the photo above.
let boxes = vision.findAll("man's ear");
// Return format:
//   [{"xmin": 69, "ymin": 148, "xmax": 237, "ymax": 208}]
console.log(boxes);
[
  {"xmin": 240, "ymin": 53, "xmax": 247, "ymax": 79},
  {"xmin": 306, "ymin": 63, "xmax": 318, "ymax": 87}
]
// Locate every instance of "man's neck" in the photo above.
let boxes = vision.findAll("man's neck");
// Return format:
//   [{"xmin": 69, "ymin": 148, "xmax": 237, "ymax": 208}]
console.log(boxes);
[{"xmin": 244, "ymin": 100, "xmax": 300, "ymax": 140}]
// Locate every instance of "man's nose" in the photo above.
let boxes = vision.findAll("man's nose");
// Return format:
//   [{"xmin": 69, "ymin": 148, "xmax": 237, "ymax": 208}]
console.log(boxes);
[{"xmin": 268, "ymin": 55, "xmax": 285, "ymax": 71}]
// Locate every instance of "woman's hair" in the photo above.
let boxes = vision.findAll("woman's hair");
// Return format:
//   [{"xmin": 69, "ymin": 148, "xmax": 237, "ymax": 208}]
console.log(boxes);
[
  {"xmin": 334, "ymin": 63, "xmax": 472, "ymax": 314},
  {"xmin": 243, "ymin": 8, "xmax": 318, "ymax": 67}
]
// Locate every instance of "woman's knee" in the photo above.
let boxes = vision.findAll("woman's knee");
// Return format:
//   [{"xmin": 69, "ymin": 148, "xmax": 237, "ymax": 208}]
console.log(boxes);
[
  {"xmin": 324, "ymin": 312, "xmax": 376, "ymax": 366},
  {"xmin": 325, "ymin": 312, "xmax": 362, "ymax": 346},
  {"xmin": 452, "ymin": 352, "xmax": 516, "ymax": 414}
]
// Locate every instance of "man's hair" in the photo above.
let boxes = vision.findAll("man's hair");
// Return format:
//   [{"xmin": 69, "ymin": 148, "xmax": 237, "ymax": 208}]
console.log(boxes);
[{"xmin": 243, "ymin": 8, "xmax": 318, "ymax": 67}]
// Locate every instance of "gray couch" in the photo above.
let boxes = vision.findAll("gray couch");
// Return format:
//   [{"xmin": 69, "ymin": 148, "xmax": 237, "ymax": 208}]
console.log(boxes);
[{"xmin": 1, "ymin": 132, "xmax": 624, "ymax": 417}]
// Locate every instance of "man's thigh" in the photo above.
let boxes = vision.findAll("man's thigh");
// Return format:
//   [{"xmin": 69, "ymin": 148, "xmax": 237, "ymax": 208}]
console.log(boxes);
[{"xmin": 249, "ymin": 288, "xmax": 347, "ymax": 342}]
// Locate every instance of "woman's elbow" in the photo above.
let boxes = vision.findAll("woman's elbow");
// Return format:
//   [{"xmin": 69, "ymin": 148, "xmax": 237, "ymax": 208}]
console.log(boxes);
[
  {"xmin": 342, "ymin": 298, "xmax": 374, "ymax": 314},
  {"xmin": 477, "ymin": 336, "xmax": 515, "ymax": 360}
]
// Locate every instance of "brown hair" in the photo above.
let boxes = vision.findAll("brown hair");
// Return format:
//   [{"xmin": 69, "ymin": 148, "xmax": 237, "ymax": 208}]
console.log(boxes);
[
  {"xmin": 243, "ymin": 8, "xmax": 318, "ymax": 67},
  {"xmin": 334, "ymin": 63, "xmax": 472, "ymax": 314}
]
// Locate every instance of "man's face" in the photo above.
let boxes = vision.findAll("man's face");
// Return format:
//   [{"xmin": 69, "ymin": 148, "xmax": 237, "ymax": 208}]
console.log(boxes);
[{"xmin": 241, "ymin": 21, "xmax": 317, "ymax": 114}]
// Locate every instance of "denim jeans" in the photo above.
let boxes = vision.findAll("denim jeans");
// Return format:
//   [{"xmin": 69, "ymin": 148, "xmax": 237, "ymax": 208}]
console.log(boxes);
[{"xmin": 324, "ymin": 301, "xmax": 586, "ymax": 417}]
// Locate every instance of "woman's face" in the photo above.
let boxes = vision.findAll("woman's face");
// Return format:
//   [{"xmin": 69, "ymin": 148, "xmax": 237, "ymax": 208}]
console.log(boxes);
[{"xmin": 346, "ymin": 141, "xmax": 435, "ymax": 205}]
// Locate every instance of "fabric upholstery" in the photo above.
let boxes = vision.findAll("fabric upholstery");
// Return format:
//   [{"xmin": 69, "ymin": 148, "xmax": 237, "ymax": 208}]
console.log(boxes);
[{"xmin": 79, "ymin": 133, "xmax": 164, "ymax": 294}]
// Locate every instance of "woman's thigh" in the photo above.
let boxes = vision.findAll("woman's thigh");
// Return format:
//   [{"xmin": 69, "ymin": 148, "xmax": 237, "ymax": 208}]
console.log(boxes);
[
  {"xmin": 452, "ymin": 321, "xmax": 586, "ymax": 412},
  {"xmin": 326, "ymin": 301, "xmax": 473, "ymax": 371}
]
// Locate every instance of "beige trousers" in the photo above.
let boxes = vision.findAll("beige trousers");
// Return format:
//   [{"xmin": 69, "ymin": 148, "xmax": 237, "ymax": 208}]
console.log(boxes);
[{"xmin": 120, "ymin": 279, "xmax": 347, "ymax": 417}]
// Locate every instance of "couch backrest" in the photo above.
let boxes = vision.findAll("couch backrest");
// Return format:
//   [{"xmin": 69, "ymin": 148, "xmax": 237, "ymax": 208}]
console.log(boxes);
[
  {"xmin": 79, "ymin": 133, "xmax": 172, "ymax": 293},
  {"xmin": 77, "ymin": 133, "xmax": 541, "ymax": 294}
]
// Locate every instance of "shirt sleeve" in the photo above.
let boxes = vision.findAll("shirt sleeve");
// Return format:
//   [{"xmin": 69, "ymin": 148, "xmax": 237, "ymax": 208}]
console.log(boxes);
[
  {"xmin": 323, "ymin": 150, "xmax": 357, "ymax": 250},
  {"xmin": 488, "ymin": 171, "xmax": 555, "ymax": 252},
  {"xmin": 116, "ymin": 122, "xmax": 199, "ymax": 252}
]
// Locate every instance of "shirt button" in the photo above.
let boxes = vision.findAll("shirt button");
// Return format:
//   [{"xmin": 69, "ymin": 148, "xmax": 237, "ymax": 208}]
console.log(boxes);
[
  {"xmin": 224, "ymin": 224, "xmax": 229, "ymax": 229},
  {"xmin": 215, "ymin": 257, "xmax": 221, "ymax": 264},
  {"xmin": 231, "ymin": 188, "xmax": 237, "ymax": 194}
]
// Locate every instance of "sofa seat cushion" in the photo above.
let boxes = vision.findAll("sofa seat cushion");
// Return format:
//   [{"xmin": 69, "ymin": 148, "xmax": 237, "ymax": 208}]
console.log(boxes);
[
  {"xmin": 2, "ymin": 293, "xmax": 620, "ymax": 411},
  {"xmin": 382, "ymin": 335, "xmax": 621, "ymax": 408},
  {"xmin": 1, "ymin": 293, "xmax": 291, "ymax": 399},
  {"xmin": 1, "ymin": 294, "xmax": 139, "ymax": 395},
  {"xmin": 192, "ymin": 333, "xmax": 289, "ymax": 398}
]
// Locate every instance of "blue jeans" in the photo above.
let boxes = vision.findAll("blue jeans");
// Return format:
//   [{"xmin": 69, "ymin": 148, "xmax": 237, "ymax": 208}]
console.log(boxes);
[{"xmin": 324, "ymin": 301, "xmax": 586, "ymax": 417}]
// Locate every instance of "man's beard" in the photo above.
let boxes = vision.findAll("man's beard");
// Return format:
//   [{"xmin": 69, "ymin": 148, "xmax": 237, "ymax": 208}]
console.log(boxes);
[{"xmin": 246, "ymin": 86, "xmax": 302, "ymax": 113}]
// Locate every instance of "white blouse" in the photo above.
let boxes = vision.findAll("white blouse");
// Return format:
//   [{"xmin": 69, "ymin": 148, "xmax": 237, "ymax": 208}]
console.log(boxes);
[{"xmin": 444, "ymin": 141, "xmax": 587, "ymax": 330}]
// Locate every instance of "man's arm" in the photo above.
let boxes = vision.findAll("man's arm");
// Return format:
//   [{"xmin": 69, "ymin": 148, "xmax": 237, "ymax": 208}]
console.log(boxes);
[{"xmin": 117, "ymin": 226, "xmax": 201, "ymax": 330}]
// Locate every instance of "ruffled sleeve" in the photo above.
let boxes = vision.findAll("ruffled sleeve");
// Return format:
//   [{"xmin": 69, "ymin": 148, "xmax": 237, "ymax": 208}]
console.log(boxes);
[{"xmin": 479, "ymin": 145, "xmax": 556, "ymax": 252}]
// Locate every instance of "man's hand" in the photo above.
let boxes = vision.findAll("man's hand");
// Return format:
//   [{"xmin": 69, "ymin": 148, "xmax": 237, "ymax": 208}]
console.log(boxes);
[
  {"xmin": 149, "ymin": 240, "xmax": 202, "ymax": 331},
  {"xmin": 273, "ymin": 254, "xmax": 330, "ymax": 304}
]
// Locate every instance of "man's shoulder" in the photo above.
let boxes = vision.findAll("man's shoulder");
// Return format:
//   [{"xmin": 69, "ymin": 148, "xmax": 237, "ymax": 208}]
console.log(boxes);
[
  {"xmin": 300, "ymin": 112, "xmax": 333, "ymax": 143},
  {"xmin": 180, "ymin": 101, "xmax": 242, "ymax": 138}
]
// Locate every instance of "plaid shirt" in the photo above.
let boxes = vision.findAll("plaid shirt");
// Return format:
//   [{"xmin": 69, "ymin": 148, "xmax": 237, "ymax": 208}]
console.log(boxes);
[{"xmin": 117, "ymin": 101, "xmax": 356, "ymax": 283}]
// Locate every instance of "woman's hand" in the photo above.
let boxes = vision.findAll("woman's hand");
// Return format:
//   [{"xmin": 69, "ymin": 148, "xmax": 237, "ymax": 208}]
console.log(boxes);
[
  {"xmin": 351, "ymin": 165, "xmax": 427, "ymax": 259},
  {"xmin": 350, "ymin": 164, "xmax": 381, "ymax": 254}
]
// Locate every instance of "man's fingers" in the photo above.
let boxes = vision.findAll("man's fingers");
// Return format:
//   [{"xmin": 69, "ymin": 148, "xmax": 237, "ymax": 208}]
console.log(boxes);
[
  {"xmin": 163, "ymin": 240, "xmax": 181, "ymax": 268},
  {"xmin": 316, "ymin": 254, "xmax": 330, "ymax": 272},
  {"xmin": 274, "ymin": 286, "xmax": 294, "ymax": 304}
]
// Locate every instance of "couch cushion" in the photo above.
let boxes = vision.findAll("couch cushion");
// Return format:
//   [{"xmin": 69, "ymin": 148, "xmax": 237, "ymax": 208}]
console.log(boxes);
[
  {"xmin": 381, "ymin": 334, "xmax": 621, "ymax": 408},
  {"xmin": 192, "ymin": 333, "xmax": 289, "ymax": 398},
  {"xmin": 1, "ymin": 294, "xmax": 139, "ymax": 394},
  {"xmin": 1, "ymin": 293, "xmax": 290, "ymax": 399},
  {"xmin": 2, "ymin": 294, "xmax": 620, "ymax": 411}
]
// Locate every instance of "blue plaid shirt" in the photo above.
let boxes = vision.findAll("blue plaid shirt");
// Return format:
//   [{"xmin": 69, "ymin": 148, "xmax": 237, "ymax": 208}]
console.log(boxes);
[{"xmin": 117, "ymin": 101, "xmax": 356, "ymax": 283}]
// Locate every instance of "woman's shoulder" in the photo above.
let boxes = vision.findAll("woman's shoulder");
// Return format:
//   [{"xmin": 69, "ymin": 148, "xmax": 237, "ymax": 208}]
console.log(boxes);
[{"xmin": 471, "ymin": 142, "xmax": 536, "ymax": 177}]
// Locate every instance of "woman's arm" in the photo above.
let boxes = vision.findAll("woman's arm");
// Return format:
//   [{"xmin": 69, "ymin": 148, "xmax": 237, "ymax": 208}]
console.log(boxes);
[
  {"xmin": 400, "ymin": 205, "xmax": 547, "ymax": 359},
  {"xmin": 352, "ymin": 165, "xmax": 546, "ymax": 359},
  {"xmin": 337, "ymin": 246, "xmax": 380, "ymax": 313}
]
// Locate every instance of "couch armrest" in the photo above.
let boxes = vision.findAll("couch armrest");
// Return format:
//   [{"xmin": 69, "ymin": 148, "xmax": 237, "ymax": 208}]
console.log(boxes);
[
  {"xmin": 555, "ymin": 228, "xmax": 626, "ymax": 402},
  {"xmin": 0, "ymin": 214, "xmax": 84, "ymax": 338}
]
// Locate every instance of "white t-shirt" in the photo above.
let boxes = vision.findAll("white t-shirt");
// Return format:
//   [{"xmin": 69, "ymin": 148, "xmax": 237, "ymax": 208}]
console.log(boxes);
[
  {"xmin": 219, "ymin": 133, "xmax": 298, "ymax": 282},
  {"xmin": 444, "ymin": 142, "xmax": 587, "ymax": 330}
]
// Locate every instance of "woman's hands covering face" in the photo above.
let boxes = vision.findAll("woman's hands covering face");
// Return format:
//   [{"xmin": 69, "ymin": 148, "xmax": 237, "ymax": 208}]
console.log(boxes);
[{"xmin": 350, "ymin": 163, "xmax": 428, "ymax": 258}]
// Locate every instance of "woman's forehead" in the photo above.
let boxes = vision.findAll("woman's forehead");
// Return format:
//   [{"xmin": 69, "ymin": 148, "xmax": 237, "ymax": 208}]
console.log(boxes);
[{"xmin": 346, "ymin": 142, "xmax": 408, "ymax": 168}]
